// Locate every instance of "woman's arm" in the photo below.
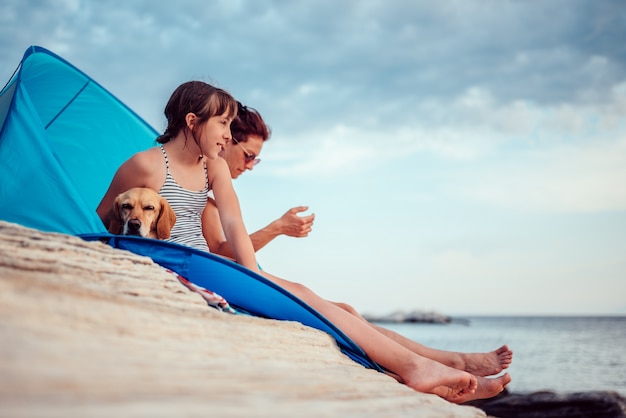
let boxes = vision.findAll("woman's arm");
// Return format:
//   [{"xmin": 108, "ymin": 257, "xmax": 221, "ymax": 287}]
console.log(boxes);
[
  {"xmin": 250, "ymin": 207, "xmax": 315, "ymax": 249},
  {"xmin": 203, "ymin": 200, "xmax": 313, "ymax": 257}
]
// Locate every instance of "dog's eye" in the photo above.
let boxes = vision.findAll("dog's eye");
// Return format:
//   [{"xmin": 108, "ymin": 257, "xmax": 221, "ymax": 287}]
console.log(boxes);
[
  {"xmin": 144, "ymin": 205, "xmax": 155, "ymax": 211},
  {"xmin": 121, "ymin": 203, "xmax": 133, "ymax": 210}
]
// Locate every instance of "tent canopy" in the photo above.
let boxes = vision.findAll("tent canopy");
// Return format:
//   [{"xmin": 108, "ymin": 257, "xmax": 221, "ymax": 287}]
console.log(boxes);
[{"xmin": 0, "ymin": 46, "xmax": 157, "ymax": 235}]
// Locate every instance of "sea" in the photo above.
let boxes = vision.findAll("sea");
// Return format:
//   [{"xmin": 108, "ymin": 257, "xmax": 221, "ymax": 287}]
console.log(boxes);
[{"xmin": 381, "ymin": 316, "xmax": 626, "ymax": 395}]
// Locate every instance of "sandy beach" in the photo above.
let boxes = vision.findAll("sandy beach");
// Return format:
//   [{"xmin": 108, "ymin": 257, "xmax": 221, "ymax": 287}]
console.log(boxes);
[{"xmin": 0, "ymin": 221, "xmax": 488, "ymax": 417}]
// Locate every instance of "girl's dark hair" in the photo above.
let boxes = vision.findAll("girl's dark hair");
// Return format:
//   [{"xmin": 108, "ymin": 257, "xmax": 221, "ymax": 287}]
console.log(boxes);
[
  {"xmin": 157, "ymin": 81, "xmax": 238, "ymax": 144},
  {"xmin": 231, "ymin": 102, "xmax": 271, "ymax": 143}
]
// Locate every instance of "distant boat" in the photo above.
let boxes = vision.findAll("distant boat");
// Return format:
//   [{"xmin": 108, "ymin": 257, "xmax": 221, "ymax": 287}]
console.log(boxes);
[{"xmin": 362, "ymin": 309, "xmax": 466, "ymax": 324}]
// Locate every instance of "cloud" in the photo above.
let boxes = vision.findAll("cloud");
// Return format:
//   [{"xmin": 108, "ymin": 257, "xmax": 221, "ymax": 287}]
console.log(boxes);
[
  {"xmin": 262, "ymin": 79, "xmax": 626, "ymax": 215},
  {"xmin": 451, "ymin": 82, "xmax": 626, "ymax": 213},
  {"xmin": 3, "ymin": 0, "xmax": 625, "ymax": 130},
  {"xmin": 461, "ymin": 138, "xmax": 626, "ymax": 213}
]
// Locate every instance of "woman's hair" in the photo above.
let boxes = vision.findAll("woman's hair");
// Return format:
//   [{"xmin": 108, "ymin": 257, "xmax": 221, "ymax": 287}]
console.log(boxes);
[
  {"xmin": 157, "ymin": 81, "xmax": 238, "ymax": 144},
  {"xmin": 231, "ymin": 102, "xmax": 271, "ymax": 143}
]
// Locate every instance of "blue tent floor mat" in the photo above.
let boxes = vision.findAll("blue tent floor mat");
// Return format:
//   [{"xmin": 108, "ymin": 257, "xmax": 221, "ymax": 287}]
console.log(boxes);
[{"xmin": 80, "ymin": 233, "xmax": 382, "ymax": 371}]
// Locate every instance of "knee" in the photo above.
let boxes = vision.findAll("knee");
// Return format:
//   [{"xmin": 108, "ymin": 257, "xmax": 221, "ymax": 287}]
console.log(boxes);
[
  {"xmin": 334, "ymin": 301, "xmax": 358, "ymax": 316},
  {"xmin": 286, "ymin": 281, "xmax": 316, "ymax": 300}
]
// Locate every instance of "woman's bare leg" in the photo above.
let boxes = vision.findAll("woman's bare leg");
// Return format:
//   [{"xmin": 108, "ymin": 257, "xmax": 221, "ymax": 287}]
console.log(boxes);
[
  {"xmin": 258, "ymin": 272, "xmax": 511, "ymax": 402},
  {"xmin": 333, "ymin": 302, "xmax": 513, "ymax": 376}
]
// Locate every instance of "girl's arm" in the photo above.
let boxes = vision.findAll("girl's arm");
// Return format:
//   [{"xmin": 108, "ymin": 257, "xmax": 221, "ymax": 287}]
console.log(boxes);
[
  {"xmin": 96, "ymin": 149, "xmax": 163, "ymax": 227},
  {"xmin": 206, "ymin": 158, "xmax": 258, "ymax": 271},
  {"xmin": 202, "ymin": 197, "xmax": 231, "ymax": 255}
]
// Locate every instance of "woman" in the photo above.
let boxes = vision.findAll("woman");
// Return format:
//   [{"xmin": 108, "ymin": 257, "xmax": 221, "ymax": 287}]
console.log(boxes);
[
  {"xmin": 97, "ymin": 81, "xmax": 511, "ymax": 403},
  {"xmin": 202, "ymin": 102, "xmax": 315, "ymax": 256}
]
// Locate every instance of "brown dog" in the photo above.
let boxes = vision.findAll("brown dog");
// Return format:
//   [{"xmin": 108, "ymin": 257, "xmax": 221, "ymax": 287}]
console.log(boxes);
[{"xmin": 108, "ymin": 187, "xmax": 176, "ymax": 239}]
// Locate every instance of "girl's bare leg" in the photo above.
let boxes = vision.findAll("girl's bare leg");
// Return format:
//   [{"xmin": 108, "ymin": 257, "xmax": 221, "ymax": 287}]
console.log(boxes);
[
  {"xmin": 260, "ymin": 272, "xmax": 489, "ymax": 402},
  {"xmin": 333, "ymin": 302, "xmax": 513, "ymax": 376}
]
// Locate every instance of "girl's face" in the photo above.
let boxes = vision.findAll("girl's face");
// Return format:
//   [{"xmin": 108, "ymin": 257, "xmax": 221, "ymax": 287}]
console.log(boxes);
[{"xmin": 198, "ymin": 111, "xmax": 234, "ymax": 159}]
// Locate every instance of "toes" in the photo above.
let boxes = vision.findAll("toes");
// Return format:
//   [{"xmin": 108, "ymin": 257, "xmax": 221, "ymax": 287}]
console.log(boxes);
[
  {"xmin": 501, "ymin": 372, "xmax": 512, "ymax": 386},
  {"xmin": 495, "ymin": 345, "xmax": 509, "ymax": 354},
  {"xmin": 496, "ymin": 345, "xmax": 514, "ymax": 367},
  {"xmin": 496, "ymin": 345, "xmax": 513, "ymax": 358}
]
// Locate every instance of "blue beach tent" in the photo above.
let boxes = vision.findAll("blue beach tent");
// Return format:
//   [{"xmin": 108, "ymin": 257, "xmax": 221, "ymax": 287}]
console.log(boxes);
[
  {"xmin": 0, "ymin": 46, "xmax": 155, "ymax": 235},
  {"xmin": 0, "ymin": 46, "xmax": 381, "ymax": 371}
]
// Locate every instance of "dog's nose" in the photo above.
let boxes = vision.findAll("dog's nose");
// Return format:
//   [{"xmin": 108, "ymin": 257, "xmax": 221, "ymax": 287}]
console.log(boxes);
[{"xmin": 128, "ymin": 219, "xmax": 141, "ymax": 232}]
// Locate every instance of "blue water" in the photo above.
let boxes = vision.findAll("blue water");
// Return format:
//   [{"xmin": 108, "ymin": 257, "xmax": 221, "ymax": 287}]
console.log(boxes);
[{"xmin": 381, "ymin": 316, "xmax": 626, "ymax": 395}]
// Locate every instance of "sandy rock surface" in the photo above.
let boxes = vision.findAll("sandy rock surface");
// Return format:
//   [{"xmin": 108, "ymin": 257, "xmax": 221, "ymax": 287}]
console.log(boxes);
[{"xmin": 0, "ymin": 221, "xmax": 487, "ymax": 417}]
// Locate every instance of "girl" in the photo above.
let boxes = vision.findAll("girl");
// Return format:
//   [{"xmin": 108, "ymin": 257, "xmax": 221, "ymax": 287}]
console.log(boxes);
[{"xmin": 97, "ymin": 81, "xmax": 511, "ymax": 403}]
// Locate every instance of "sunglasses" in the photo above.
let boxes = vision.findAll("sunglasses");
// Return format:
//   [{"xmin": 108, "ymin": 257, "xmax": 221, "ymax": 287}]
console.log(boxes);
[{"xmin": 232, "ymin": 137, "xmax": 261, "ymax": 166}]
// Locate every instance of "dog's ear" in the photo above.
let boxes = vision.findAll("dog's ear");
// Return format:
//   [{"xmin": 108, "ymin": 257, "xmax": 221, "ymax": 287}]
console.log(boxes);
[
  {"xmin": 107, "ymin": 195, "xmax": 124, "ymax": 235},
  {"xmin": 156, "ymin": 197, "xmax": 176, "ymax": 239}
]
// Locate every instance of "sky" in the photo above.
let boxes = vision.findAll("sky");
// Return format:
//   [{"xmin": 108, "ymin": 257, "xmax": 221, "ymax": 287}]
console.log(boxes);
[{"xmin": 1, "ymin": 0, "xmax": 625, "ymax": 316}]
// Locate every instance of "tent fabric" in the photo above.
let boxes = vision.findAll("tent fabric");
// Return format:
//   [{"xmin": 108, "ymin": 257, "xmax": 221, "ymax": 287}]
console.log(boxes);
[
  {"xmin": 0, "ymin": 46, "xmax": 156, "ymax": 235},
  {"xmin": 81, "ymin": 233, "xmax": 379, "ymax": 368},
  {"xmin": 0, "ymin": 46, "xmax": 381, "ymax": 371}
]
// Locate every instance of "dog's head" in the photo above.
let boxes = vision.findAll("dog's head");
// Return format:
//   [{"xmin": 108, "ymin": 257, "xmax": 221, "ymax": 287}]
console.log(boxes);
[{"xmin": 108, "ymin": 187, "xmax": 176, "ymax": 239}]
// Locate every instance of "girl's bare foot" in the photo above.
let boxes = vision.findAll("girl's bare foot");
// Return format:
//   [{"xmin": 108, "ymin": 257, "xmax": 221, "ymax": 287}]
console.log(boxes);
[
  {"xmin": 459, "ymin": 345, "xmax": 513, "ymax": 377},
  {"xmin": 452, "ymin": 372, "xmax": 512, "ymax": 404},
  {"xmin": 401, "ymin": 358, "xmax": 478, "ymax": 402}
]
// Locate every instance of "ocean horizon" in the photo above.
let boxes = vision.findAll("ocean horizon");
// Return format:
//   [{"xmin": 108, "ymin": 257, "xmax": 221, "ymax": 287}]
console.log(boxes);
[{"xmin": 380, "ymin": 315, "xmax": 626, "ymax": 395}]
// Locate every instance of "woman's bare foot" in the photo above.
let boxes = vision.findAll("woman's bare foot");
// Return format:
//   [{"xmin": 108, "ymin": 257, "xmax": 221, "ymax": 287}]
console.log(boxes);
[
  {"xmin": 401, "ymin": 357, "xmax": 478, "ymax": 402},
  {"xmin": 452, "ymin": 372, "xmax": 512, "ymax": 404},
  {"xmin": 459, "ymin": 345, "xmax": 513, "ymax": 377}
]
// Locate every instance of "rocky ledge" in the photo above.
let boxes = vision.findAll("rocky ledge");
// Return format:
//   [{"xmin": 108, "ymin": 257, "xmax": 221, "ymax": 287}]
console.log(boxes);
[
  {"xmin": 4, "ymin": 221, "xmax": 624, "ymax": 418},
  {"xmin": 0, "ymin": 221, "xmax": 487, "ymax": 418},
  {"xmin": 467, "ymin": 389, "xmax": 626, "ymax": 418}
]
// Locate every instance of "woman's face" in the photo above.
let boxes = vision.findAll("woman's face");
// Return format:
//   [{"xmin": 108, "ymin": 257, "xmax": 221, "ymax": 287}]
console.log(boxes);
[
  {"xmin": 219, "ymin": 135, "xmax": 264, "ymax": 179},
  {"xmin": 198, "ymin": 111, "xmax": 234, "ymax": 159}
]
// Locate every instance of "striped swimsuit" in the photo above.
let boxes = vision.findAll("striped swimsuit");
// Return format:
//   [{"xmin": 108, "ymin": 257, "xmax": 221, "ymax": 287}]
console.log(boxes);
[{"xmin": 158, "ymin": 146, "xmax": 211, "ymax": 252}]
